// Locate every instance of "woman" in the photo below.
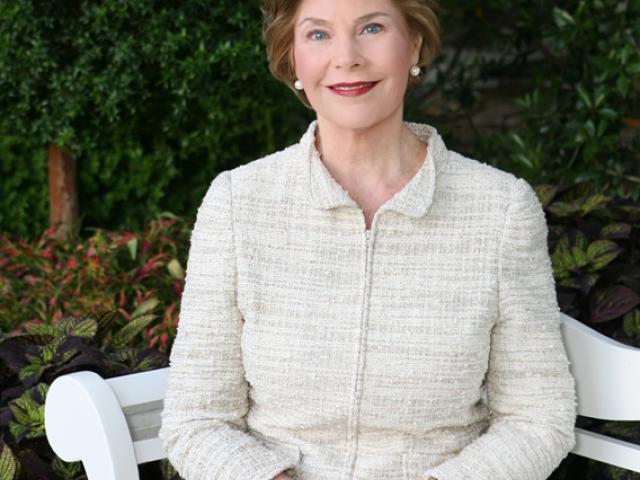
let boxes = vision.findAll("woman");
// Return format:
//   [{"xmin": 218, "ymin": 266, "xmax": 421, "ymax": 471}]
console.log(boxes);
[{"xmin": 158, "ymin": 0, "xmax": 578, "ymax": 479}]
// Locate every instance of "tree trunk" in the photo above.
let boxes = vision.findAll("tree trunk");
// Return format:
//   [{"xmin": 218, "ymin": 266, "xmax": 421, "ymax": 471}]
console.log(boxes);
[{"xmin": 48, "ymin": 143, "xmax": 79, "ymax": 241}]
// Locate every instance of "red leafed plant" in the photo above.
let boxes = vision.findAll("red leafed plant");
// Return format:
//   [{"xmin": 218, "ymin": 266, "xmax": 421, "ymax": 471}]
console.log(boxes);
[{"xmin": 0, "ymin": 212, "xmax": 190, "ymax": 353}]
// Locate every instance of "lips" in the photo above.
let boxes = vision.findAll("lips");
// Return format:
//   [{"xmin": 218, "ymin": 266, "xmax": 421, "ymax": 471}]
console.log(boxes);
[{"xmin": 328, "ymin": 81, "xmax": 380, "ymax": 96}]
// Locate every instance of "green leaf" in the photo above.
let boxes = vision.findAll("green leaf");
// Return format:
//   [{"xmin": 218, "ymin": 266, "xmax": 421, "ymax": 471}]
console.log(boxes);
[
  {"xmin": 23, "ymin": 323, "xmax": 56, "ymax": 336},
  {"xmin": 135, "ymin": 354, "xmax": 165, "ymax": 372},
  {"xmin": 547, "ymin": 201, "xmax": 578, "ymax": 217},
  {"xmin": 41, "ymin": 335, "xmax": 67, "ymax": 363},
  {"xmin": 619, "ymin": 45, "xmax": 632, "ymax": 65},
  {"xmin": 160, "ymin": 458, "xmax": 179, "ymax": 480},
  {"xmin": 594, "ymin": 89, "xmax": 607, "ymax": 108},
  {"xmin": 127, "ymin": 237, "xmax": 138, "ymax": 261},
  {"xmin": 600, "ymin": 222, "xmax": 631, "ymax": 239},
  {"xmin": 166, "ymin": 258, "xmax": 184, "ymax": 280},
  {"xmin": 96, "ymin": 310, "xmax": 119, "ymax": 339},
  {"xmin": 7, "ymin": 387, "xmax": 47, "ymax": 439},
  {"xmin": 616, "ymin": 76, "xmax": 630, "ymax": 96},
  {"xmin": 111, "ymin": 314, "xmax": 156, "ymax": 350},
  {"xmin": 52, "ymin": 457, "xmax": 83, "ymax": 479},
  {"xmin": 533, "ymin": 184, "xmax": 558, "ymax": 208},
  {"xmin": 551, "ymin": 236, "xmax": 574, "ymax": 278},
  {"xmin": 18, "ymin": 363, "xmax": 45, "ymax": 383},
  {"xmin": 584, "ymin": 120, "xmax": 596, "ymax": 137},
  {"xmin": 622, "ymin": 310, "xmax": 640, "ymax": 337},
  {"xmin": 581, "ymin": 194, "xmax": 610, "ymax": 214},
  {"xmin": 0, "ymin": 443, "xmax": 18, "ymax": 480},
  {"xmin": 598, "ymin": 108, "xmax": 618, "ymax": 121},
  {"xmin": 513, "ymin": 153, "xmax": 533, "ymax": 169},
  {"xmin": 10, "ymin": 396, "xmax": 38, "ymax": 426},
  {"xmin": 68, "ymin": 318, "xmax": 98, "ymax": 338},
  {"xmin": 510, "ymin": 133, "xmax": 526, "ymax": 149},
  {"xmin": 570, "ymin": 245, "xmax": 589, "ymax": 268},
  {"xmin": 8, "ymin": 422, "xmax": 28, "ymax": 442},
  {"xmin": 585, "ymin": 240, "xmax": 621, "ymax": 270},
  {"xmin": 553, "ymin": 7, "xmax": 576, "ymax": 28},
  {"xmin": 131, "ymin": 297, "xmax": 159, "ymax": 319},
  {"xmin": 577, "ymin": 85, "xmax": 592, "ymax": 109},
  {"xmin": 619, "ymin": 205, "xmax": 640, "ymax": 222}
]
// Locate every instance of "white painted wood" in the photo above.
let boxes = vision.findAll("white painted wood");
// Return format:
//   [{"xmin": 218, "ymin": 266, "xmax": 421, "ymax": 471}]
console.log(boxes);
[
  {"xmin": 560, "ymin": 312, "xmax": 640, "ymax": 472},
  {"xmin": 107, "ymin": 369, "xmax": 168, "ymax": 409},
  {"xmin": 560, "ymin": 313, "xmax": 640, "ymax": 421},
  {"xmin": 573, "ymin": 427, "xmax": 640, "ymax": 474},
  {"xmin": 44, "ymin": 371, "xmax": 140, "ymax": 480}
]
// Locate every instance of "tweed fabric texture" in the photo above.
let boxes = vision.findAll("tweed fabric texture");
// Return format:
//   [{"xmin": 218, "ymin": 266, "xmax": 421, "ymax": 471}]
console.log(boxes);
[{"xmin": 158, "ymin": 120, "xmax": 577, "ymax": 480}]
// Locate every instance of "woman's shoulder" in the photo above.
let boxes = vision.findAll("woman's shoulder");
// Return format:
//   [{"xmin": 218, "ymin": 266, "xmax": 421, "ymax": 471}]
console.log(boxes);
[
  {"xmin": 226, "ymin": 142, "xmax": 304, "ymax": 186},
  {"xmin": 441, "ymin": 148, "xmax": 530, "ymax": 200},
  {"xmin": 203, "ymin": 142, "xmax": 307, "ymax": 212}
]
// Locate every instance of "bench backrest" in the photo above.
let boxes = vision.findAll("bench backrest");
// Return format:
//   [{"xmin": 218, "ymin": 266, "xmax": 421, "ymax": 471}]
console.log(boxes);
[
  {"xmin": 559, "ymin": 314, "xmax": 640, "ymax": 472},
  {"xmin": 44, "ymin": 313, "xmax": 640, "ymax": 479}
]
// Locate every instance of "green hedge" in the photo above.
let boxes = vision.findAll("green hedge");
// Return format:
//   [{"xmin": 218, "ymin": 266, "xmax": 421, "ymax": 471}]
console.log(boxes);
[
  {"xmin": 407, "ymin": 0, "xmax": 640, "ymax": 199},
  {"xmin": 0, "ymin": 0, "xmax": 311, "ymax": 238}
]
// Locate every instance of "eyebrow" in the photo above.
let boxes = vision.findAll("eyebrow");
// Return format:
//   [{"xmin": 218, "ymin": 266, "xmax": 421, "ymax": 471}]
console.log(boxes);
[{"xmin": 297, "ymin": 11, "xmax": 390, "ymax": 28}]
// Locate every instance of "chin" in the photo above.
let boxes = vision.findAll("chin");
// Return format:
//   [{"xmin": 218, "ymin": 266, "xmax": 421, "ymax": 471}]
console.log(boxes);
[{"xmin": 317, "ymin": 106, "xmax": 400, "ymax": 132}]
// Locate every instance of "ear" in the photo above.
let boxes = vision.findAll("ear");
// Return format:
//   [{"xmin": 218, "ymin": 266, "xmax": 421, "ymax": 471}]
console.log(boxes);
[
  {"xmin": 411, "ymin": 33, "xmax": 423, "ymax": 64},
  {"xmin": 289, "ymin": 48, "xmax": 297, "ymax": 77}
]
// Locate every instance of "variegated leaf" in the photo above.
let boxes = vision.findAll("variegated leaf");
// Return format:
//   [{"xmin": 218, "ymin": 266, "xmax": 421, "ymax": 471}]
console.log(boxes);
[
  {"xmin": 586, "ymin": 240, "xmax": 622, "ymax": 270},
  {"xmin": 0, "ymin": 442, "xmax": 18, "ymax": 480},
  {"xmin": 111, "ymin": 314, "xmax": 156, "ymax": 350}
]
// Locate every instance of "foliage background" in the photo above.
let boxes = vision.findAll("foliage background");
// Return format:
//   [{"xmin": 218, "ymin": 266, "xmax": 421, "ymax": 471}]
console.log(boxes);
[
  {"xmin": 0, "ymin": 0, "xmax": 638, "ymax": 239},
  {"xmin": 0, "ymin": 0, "xmax": 310, "ymax": 238}
]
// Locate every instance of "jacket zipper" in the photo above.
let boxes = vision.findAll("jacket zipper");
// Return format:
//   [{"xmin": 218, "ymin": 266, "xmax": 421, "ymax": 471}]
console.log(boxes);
[{"xmin": 345, "ymin": 227, "xmax": 373, "ymax": 478}]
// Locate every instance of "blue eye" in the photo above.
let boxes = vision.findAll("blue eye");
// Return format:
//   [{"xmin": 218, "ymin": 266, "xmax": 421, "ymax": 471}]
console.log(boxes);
[
  {"xmin": 362, "ymin": 23, "xmax": 383, "ymax": 34},
  {"xmin": 308, "ymin": 30, "xmax": 328, "ymax": 41}
]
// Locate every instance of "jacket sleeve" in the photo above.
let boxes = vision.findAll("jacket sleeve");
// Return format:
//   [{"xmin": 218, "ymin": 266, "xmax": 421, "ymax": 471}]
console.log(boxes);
[
  {"xmin": 423, "ymin": 178, "xmax": 578, "ymax": 480},
  {"xmin": 158, "ymin": 171, "xmax": 296, "ymax": 480}
]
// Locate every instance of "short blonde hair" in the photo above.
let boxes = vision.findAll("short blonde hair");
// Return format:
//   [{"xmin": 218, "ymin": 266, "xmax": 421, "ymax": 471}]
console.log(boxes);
[{"xmin": 261, "ymin": 0, "xmax": 442, "ymax": 109}]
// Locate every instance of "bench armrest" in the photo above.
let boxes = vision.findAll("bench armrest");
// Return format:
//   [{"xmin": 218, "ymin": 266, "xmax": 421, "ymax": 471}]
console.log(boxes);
[{"xmin": 44, "ymin": 371, "xmax": 140, "ymax": 480}]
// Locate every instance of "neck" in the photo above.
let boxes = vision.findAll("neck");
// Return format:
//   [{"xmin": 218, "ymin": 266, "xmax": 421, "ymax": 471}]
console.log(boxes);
[{"xmin": 314, "ymin": 110, "xmax": 426, "ymax": 190}]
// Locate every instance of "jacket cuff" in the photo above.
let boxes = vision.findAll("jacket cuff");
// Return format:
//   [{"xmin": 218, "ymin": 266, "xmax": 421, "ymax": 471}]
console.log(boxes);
[{"xmin": 215, "ymin": 439, "xmax": 298, "ymax": 480}]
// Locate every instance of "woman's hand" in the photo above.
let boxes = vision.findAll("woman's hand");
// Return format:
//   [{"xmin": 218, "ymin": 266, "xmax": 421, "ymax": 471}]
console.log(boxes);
[{"xmin": 272, "ymin": 472, "xmax": 293, "ymax": 480}]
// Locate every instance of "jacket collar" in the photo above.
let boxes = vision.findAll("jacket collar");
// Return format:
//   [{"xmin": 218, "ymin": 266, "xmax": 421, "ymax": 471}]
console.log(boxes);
[{"xmin": 301, "ymin": 119, "xmax": 448, "ymax": 219}]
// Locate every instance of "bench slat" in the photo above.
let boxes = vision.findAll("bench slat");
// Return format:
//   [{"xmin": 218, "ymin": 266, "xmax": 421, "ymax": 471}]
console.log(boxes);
[
  {"xmin": 106, "ymin": 369, "xmax": 169, "ymax": 409},
  {"xmin": 573, "ymin": 427, "xmax": 640, "ymax": 473}
]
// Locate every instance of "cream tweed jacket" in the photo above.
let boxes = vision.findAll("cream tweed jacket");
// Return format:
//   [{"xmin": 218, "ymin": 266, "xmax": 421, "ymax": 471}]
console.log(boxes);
[{"xmin": 158, "ymin": 120, "xmax": 577, "ymax": 480}]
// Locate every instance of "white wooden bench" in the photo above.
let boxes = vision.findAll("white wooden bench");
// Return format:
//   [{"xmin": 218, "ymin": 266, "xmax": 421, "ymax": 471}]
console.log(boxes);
[{"xmin": 44, "ymin": 313, "xmax": 640, "ymax": 479}]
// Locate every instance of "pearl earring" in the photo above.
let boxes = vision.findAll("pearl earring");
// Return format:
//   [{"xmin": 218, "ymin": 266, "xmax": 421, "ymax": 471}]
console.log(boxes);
[
  {"xmin": 410, "ymin": 65, "xmax": 421, "ymax": 77},
  {"xmin": 294, "ymin": 79, "xmax": 303, "ymax": 90}
]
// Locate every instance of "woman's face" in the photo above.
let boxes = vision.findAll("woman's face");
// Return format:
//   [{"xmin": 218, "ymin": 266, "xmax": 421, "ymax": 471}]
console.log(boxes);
[{"xmin": 292, "ymin": 0, "xmax": 421, "ymax": 131}]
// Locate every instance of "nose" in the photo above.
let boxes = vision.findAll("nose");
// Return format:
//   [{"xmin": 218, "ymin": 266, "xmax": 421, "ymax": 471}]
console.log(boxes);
[{"xmin": 332, "ymin": 34, "xmax": 364, "ymax": 70}]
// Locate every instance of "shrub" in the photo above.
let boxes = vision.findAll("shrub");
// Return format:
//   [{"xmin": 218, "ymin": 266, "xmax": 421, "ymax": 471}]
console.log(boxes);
[
  {"xmin": 410, "ymin": 0, "xmax": 640, "ymax": 199},
  {"xmin": 0, "ymin": 212, "xmax": 190, "ymax": 479},
  {"xmin": 538, "ymin": 181, "xmax": 640, "ymax": 479},
  {"xmin": 0, "ymin": 314, "xmax": 169, "ymax": 479},
  {"xmin": 0, "ymin": 213, "xmax": 190, "ymax": 353},
  {"xmin": 0, "ymin": 0, "xmax": 310, "ymax": 238}
]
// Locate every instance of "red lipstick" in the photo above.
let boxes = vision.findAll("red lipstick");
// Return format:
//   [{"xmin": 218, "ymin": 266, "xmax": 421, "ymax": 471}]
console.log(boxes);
[{"xmin": 328, "ymin": 81, "xmax": 380, "ymax": 97}]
